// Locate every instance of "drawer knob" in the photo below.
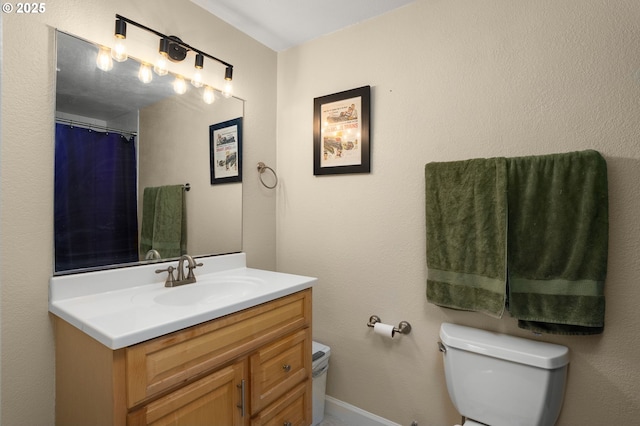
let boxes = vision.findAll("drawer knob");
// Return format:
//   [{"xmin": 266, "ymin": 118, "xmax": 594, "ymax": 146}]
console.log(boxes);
[
  {"xmin": 282, "ymin": 364, "xmax": 291, "ymax": 373},
  {"xmin": 283, "ymin": 422, "xmax": 292, "ymax": 426}
]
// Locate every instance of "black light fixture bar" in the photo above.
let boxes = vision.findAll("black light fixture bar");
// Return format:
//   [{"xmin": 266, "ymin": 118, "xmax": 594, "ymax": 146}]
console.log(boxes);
[{"xmin": 115, "ymin": 14, "xmax": 233, "ymax": 72}]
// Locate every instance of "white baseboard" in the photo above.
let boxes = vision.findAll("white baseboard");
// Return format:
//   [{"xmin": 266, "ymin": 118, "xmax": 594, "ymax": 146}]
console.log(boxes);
[{"xmin": 324, "ymin": 396, "xmax": 402, "ymax": 426}]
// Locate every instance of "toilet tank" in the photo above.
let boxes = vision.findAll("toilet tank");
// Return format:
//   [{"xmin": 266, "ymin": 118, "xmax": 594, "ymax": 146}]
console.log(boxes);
[{"xmin": 439, "ymin": 323, "xmax": 569, "ymax": 426}]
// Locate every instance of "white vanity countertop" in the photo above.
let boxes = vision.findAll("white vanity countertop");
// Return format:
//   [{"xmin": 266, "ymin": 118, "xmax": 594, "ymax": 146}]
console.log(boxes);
[{"xmin": 49, "ymin": 253, "xmax": 316, "ymax": 349}]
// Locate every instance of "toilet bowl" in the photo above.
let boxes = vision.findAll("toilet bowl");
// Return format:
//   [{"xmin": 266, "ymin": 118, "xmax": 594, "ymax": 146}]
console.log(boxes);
[{"xmin": 439, "ymin": 323, "xmax": 570, "ymax": 426}]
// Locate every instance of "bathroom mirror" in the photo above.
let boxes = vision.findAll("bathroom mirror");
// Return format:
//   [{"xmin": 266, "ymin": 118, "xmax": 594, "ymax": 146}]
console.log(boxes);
[{"xmin": 54, "ymin": 31, "xmax": 243, "ymax": 274}]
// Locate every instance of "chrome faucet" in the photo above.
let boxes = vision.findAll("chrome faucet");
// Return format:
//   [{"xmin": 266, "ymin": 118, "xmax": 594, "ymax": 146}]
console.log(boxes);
[
  {"xmin": 144, "ymin": 249, "xmax": 161, "ymax": 260},
  {"xmin": 155, "ymin": 254, "xmax": 203, "ymax": 287},
  {"xmin": 176, "ymin": 254, "xmax": 202, "ymax": 284}
]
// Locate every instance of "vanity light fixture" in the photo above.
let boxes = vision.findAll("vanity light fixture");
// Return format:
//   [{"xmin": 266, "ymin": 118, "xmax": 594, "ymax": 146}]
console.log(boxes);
[
  {"xmin": 223, "ymin": 66, "xmax": 233, "ymax": 98},
  {"xmin": 96, "ymin": 46, "xmax": 113, "ymax": 71},
  {"xmin": 153, "ymin": 38, "xmax": 170, "ymax": 76},
  {"xmin": 109, "ymin": 14, "xmax": 234, "ymax": 97},
  {"xmin": 172, "ymin": 75, "xmax": 187, "ymax": 94},
  {"xmin": 111, "ymin": 17, "xmax": 127, "ymax": 62},
  {"xmin": 138, "ymin": 63, "xmax": 153, "ymax": 84},
  {"xmin": 203, "ymin": 86, "xmax": 215, "ymax": 104},
  {"xmin": 191, "ymin": 53, "xmax": 204, "ymax": 88}
]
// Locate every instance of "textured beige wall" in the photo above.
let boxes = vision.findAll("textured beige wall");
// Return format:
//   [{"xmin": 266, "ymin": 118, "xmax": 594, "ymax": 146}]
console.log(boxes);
[
  {"xmin": 0, "ymin": 1, "xmax": 277, "ymax": 424},
  {"xmin": 138, "ymin": 91, "xmax": 243, "ymax": 257},
  {"xmin": 276, "ymin": 0, "xmax": 640, "ymax": 424}
]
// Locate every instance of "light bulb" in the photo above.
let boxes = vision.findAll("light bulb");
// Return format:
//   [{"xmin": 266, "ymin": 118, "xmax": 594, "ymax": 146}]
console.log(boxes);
[
  {"xmin": 192, "ymin": 53, "xmax": 204, "ymax": 87},
  {"xmin": 96, "ymin": 47, "xmax": 113, "ymax": 71},
  {"xmin": 173, "ymin": 75, "xmax": 187, "ymax": 94},
  {"xmin": 138, "ymin": 63, "xmax": 153, "ymax": 84},
  {"xmin": 191, "ymin": 69, "xmax": 203, "ymax": 88},
  {"xmin": 203, "ymin": 86, "xmax": 215, "ymax": 104},
  {"xmin": 154, "ymin": 54, "xmax": 168, "ymax": 76},
  {"xmin": 222, "ymin": 80, "xmax": 233, "ymax": 98},
  {"xmin": 111, "ymin": 36, "xmax": 127, "ymax": 62}
]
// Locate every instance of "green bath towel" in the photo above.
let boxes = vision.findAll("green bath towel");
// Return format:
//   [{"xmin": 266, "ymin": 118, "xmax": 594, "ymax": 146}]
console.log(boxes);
[
  {"xmin": 425, "ymin": 150, "xmax": 608, "ymax": 335},
  {"xmin": 507, "ymin": 150, "xmax": 608, "ymax": 335},
  {"xmin": 140, "ymin": 185, "xmax": 186, "ymax": 259},
  {"xmin": 425, "ymin": 157, "xmax": 508, "ymax": 318}
]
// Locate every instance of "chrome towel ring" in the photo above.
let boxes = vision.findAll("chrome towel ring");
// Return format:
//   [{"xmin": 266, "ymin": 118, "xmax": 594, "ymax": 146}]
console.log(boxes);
[{"xmin": 257, "ymin": 162, "xmax": 278, "ymax": 189}]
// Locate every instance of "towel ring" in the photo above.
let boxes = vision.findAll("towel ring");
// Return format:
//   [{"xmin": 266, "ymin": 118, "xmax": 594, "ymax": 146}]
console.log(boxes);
[{"xmin": 257, "ymin": 162, "xmax": 278, "ymax": 189}]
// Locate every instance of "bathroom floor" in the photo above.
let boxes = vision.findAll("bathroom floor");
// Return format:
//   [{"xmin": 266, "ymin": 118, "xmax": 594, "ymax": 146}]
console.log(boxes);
[{"xmin": 318, "ymin": 414, "xmax": 350, "ymax": 426}]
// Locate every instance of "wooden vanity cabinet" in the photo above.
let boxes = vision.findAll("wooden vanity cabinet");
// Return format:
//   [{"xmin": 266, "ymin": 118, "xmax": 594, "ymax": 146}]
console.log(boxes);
[{"xmin": 55, "ymin": 289, "xmax": 312, "ymax": 426}]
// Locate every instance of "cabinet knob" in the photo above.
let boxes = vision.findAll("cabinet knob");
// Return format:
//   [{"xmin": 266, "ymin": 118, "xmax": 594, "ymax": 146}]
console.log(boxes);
[
  {"xmin": 283, "ymin": 422, "xmax": 292, "ymax": 426},
  {"xmin": 282, "ymin": 364, "xmax": 291, "ymax": 372}
]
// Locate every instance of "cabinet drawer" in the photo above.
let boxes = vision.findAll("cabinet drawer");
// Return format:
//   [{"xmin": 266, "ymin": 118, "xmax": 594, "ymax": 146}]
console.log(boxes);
[
  {"xmin": 127, "ymin": 361, "xmax": 246, "ymax": 426},
  {"xmin": 251, "ymin": 381, "xmax": 311, "ymax": 426},
  {"xmin": 250, "ymin": 328, "xmax": 311, "ymax": 414},
  {"xmin": 126, "ymin": 289, "xmax": 311, "ymax": 408}
]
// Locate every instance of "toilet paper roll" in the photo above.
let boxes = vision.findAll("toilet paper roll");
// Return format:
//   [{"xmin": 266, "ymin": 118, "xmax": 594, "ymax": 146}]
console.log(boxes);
[{"xmin": 373, "ymin": 322, "xmax": 396, "ymax": 338}]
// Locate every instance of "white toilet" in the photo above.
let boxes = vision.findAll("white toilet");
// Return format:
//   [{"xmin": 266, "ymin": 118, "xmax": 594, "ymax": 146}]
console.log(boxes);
[{"xmin": 438, "ymin": 322, "xmax": 570, "ymax": 426}]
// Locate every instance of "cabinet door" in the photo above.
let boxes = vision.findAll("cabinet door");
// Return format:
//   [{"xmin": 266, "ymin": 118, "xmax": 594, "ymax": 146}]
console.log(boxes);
[
  {"xmin": 250, "ymin": 381, "xmax": 310, "ymax": 426},
  {"xmin": 128, "ymin": 361, "xmax": 249, "ymax": 426}
]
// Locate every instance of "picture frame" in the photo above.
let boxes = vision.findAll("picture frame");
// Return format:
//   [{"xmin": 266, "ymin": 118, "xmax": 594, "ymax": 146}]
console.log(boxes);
[
  {"xmin": 313, "ymin": 85, "xmax": 370, "ymax": 175},
  {"xmin": 210, "ymin": 117, "xmax": 243, "ymax": 185}
]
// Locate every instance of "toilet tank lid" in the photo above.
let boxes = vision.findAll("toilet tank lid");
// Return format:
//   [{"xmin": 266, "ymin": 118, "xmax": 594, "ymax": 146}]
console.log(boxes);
[{"xmin": 440, "ymin": 323, "xmax": 569, "ymax": 369}]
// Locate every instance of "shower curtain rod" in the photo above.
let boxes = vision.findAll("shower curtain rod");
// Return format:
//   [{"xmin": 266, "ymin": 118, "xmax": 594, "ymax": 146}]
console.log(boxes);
[{"xmin": 55, "ymin": 118, "xmax": 138, "ymax": 137}]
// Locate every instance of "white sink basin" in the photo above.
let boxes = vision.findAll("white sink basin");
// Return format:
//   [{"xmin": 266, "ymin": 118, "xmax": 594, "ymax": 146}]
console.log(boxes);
[{"xmin": 151, "ymin": 277, "xmax": 263, "ymax": 307}]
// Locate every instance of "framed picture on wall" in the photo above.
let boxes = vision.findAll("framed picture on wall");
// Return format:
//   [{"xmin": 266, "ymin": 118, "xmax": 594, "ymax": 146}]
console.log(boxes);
[
  {"xmin": 313, "ymin": 85, "xmax": 371, "ymax": 175},
  {"xmin": 210, "ymin": 117, "xmax": 243, "ymax": 184}
]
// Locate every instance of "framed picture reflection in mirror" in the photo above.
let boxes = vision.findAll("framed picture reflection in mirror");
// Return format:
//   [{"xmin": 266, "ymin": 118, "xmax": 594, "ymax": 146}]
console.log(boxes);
[{"xmin": 210, "ymin": 117, "xmax": 243, "ymax": 184}]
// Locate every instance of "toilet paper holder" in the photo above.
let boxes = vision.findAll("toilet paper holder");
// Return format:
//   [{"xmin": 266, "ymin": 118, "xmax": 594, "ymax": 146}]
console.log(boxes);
[{"xmin": 367, "ymin": 315, "xmax": 412, "ymax": 335}]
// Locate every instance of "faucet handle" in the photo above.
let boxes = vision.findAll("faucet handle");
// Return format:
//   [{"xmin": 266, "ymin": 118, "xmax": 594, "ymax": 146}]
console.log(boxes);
[{"xmin": 155, "ymin": 265, "xmax": 176, "ymax": 287}]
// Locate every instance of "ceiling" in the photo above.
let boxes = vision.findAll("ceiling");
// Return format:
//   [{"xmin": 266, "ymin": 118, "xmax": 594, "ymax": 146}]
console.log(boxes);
[{"xmin": 190, "ymin": 0, "xmax": 415, "ymax": 52}]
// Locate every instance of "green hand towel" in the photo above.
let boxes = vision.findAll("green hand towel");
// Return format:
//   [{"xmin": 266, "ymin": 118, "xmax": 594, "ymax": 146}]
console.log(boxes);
[
  {"xmin": 507, "ymin": 150, "xmax": 608, "ymax": 335},
  {"xmin": 425, "ymin": 157, "xmax": 508, "ymax": 318},
  {"xmin": 152, "ymin": 185, "xmax": 186, "ymax": 258},
  {"xmin": 140, "ymin": 185, "xmax": 186, "ymax": 259}
]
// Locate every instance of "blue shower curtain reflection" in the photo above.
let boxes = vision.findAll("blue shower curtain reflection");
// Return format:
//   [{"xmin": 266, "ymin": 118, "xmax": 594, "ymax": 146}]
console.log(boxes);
[{"xmin": 55, "ymin": 123, "xmax": 139, "ymax": 272}]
